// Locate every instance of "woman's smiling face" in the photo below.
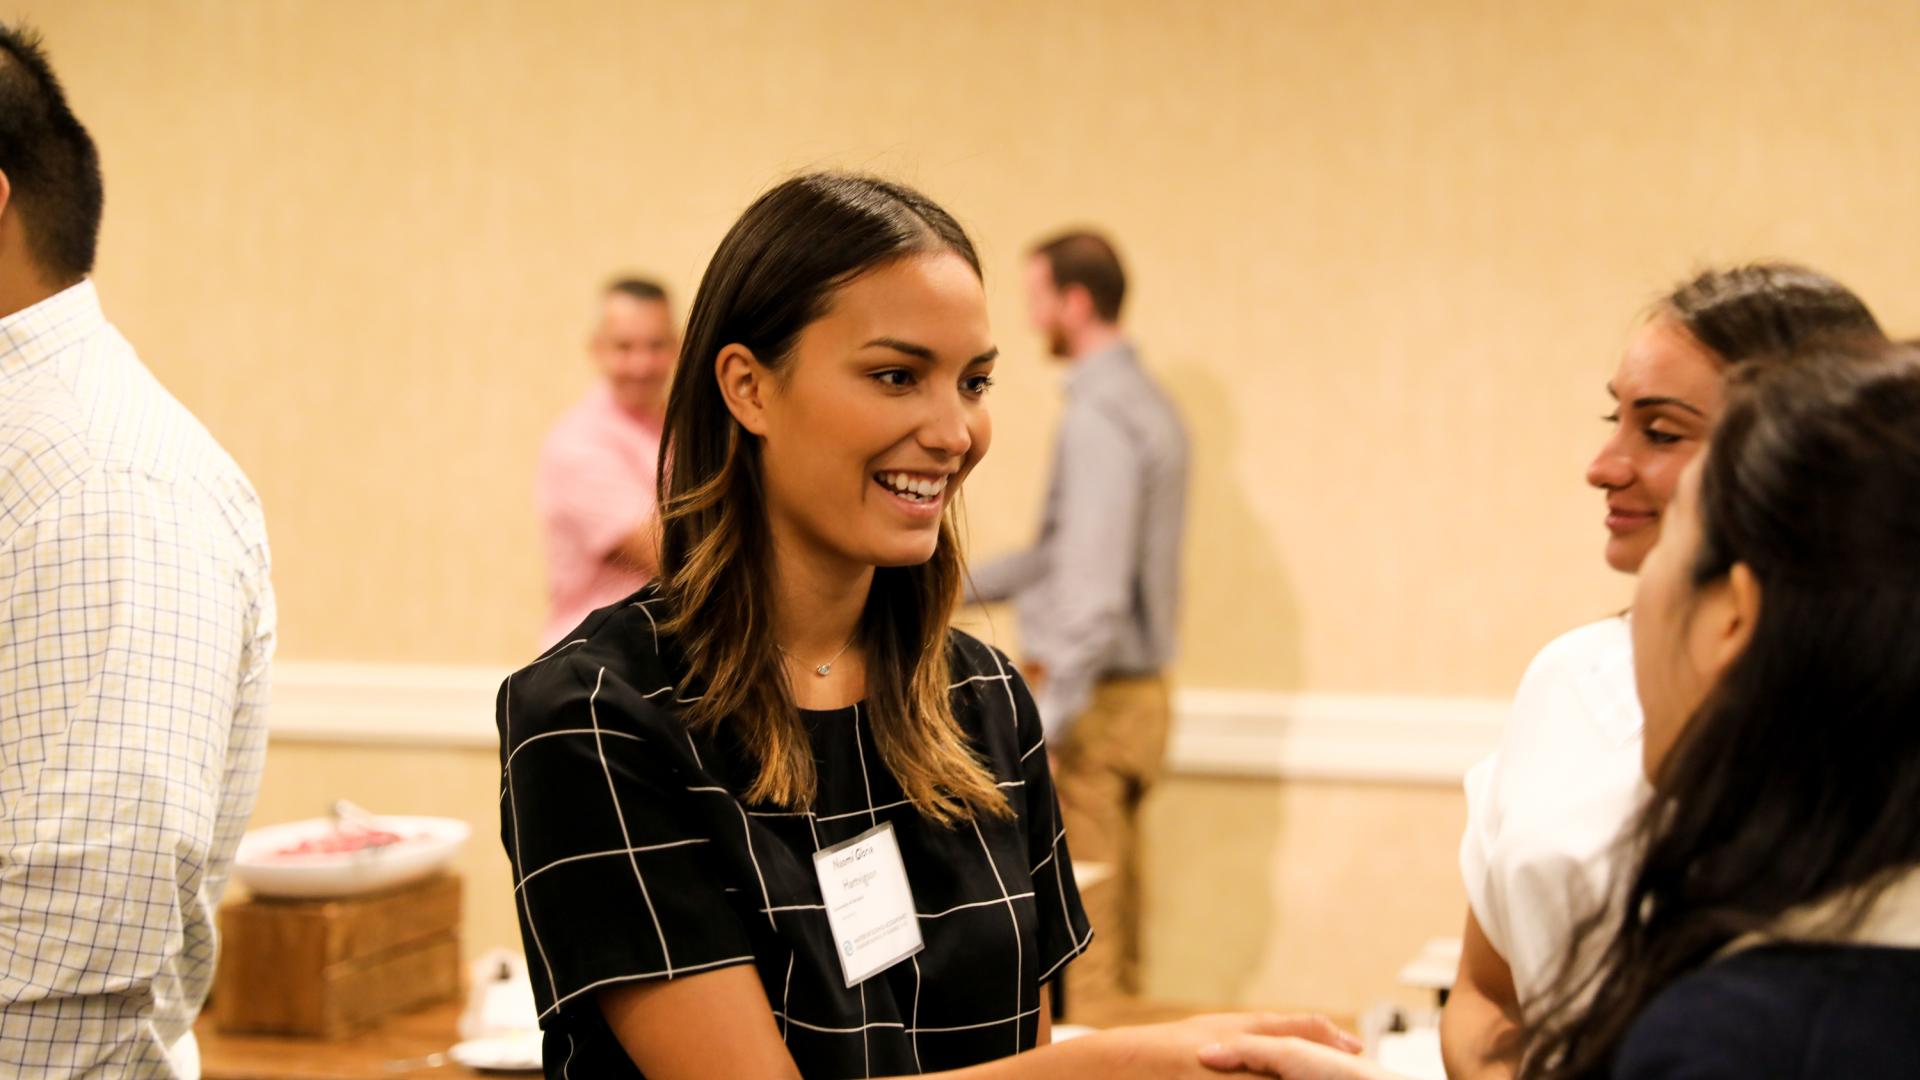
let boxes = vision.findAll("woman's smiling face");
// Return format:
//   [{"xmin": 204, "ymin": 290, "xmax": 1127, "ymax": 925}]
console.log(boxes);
[
  {"xmin": 1586, "ymin": 315, "xmax": 1727, "ymax": 574},
  {"xmin": 735, "ymin": 250, "xmax": 996, "ymax": 573}
]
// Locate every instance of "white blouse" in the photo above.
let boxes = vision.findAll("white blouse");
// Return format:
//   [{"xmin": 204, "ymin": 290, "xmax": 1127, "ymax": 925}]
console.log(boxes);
[{"xmin": 1460, "ymin": 616, "xmax": 1651, "ymax": 1009}]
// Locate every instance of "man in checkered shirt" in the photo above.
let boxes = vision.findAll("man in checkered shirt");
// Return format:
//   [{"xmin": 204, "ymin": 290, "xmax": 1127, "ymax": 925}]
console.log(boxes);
[{"xmin": 0, "ymin": 24, "xmax": 274, "ymax": 1078}]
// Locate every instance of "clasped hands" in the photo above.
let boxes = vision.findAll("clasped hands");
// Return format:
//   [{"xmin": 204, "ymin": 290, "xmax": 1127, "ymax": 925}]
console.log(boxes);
[{"xmin": 1095, "ymin": 1012, "xmax": 1402, "ymax": 1080}]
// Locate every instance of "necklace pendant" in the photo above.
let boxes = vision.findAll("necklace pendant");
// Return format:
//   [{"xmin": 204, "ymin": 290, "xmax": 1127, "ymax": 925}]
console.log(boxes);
[{"xmin": 815, "ymin": 663, "xmax": 833, "ymax": 677}]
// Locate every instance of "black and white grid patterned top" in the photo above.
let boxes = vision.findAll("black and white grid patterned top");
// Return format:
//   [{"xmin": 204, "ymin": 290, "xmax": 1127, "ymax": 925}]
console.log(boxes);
[{"xmin": 497, "ymin": 586, "xmax": 1091, "ymax": 1078}]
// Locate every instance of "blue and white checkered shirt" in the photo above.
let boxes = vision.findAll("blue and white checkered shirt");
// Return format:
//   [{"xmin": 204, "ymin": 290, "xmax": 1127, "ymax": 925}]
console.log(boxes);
[{"xmin": 0, "ymin": 281, "xmax": 274, "ymax": 1077}]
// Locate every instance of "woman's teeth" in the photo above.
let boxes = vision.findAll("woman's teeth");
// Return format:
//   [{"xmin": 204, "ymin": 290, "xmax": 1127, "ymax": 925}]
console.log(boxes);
[{"xmin": 877, "ymin": 471, "xmax": 947, "ymax": 502}]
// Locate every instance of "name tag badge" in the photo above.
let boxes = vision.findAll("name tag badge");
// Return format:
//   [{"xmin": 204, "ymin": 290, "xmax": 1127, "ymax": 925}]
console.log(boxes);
[{"xmin": 811, "ymin": 821, "xmax": 925, "ymax": 988}]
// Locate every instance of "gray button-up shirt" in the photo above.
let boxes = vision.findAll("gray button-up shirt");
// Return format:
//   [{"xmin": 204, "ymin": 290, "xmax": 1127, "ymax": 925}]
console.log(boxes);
[{"xmin": 970, "ymin": 341, "xmax": 1189, "ymax": 741}]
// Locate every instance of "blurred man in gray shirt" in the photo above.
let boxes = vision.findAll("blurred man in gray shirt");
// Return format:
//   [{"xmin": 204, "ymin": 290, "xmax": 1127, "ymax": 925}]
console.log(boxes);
[{"xmin": 970, "ymin": 231, "xmax": 1188, "ymax": 1009}]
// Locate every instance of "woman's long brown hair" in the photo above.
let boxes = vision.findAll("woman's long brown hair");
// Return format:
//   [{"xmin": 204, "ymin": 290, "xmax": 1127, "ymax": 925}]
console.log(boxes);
[{"xmin": 653, "ymin": 172, "xmax": 1008, "ymax": 826}]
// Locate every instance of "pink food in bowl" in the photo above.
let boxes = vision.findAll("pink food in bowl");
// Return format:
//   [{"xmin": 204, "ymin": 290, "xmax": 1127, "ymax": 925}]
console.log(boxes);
[{"xmin": 271, "ymin": 828, "xmax": 406, "ymax": 859}]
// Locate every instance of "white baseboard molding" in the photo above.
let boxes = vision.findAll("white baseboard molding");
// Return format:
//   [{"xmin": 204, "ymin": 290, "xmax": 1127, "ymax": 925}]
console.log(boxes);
[{"xmin": 270, "ymin": 661, "xmax": 1508, "ymax": 785}]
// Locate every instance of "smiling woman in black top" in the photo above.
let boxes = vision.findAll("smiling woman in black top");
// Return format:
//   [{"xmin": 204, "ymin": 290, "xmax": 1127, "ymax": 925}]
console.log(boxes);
[{"xmin": 497, "ymin": 172, "xmax": 1353, "ymax": 1080}]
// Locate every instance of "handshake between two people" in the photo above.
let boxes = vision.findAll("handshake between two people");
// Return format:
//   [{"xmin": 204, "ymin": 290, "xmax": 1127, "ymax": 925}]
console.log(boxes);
[{"xmin": 1082, "ymin": 1012, "xmax": 1402, "ymax": 1080}]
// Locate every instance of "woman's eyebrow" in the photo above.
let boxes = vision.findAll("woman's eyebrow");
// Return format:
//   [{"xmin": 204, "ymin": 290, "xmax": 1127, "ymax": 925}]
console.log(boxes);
[
  {"xmin": 861, "ymin": 338, "xmax": 1000, "ymax": 366},
  {"xmin": 1631, "ymin": 395, "xmax": 1708, "ymax": 418},
  {"xmin": 862, "ymin": 337, "xmax": 936, "ymax": 360}
]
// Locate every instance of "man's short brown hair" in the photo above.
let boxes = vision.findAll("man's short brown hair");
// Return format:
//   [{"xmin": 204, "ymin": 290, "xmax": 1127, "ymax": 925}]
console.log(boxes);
[
  {"xmin": 605, "ymin": 276, "xmax": 668, "ymax": 304},
  {"xmin": 1032, "ymin": 231, "xmax": 1125, "ymax": 323}
]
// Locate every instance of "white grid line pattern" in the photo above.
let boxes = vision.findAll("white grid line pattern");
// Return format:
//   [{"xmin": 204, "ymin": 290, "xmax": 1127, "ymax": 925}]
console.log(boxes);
[
  {"xmin": 514, "ymin": 839, "xmax": 710, "ymax": 893},
  {"xmin": 853, "ymin": 704, "xmax": 880, "ymax": 831},
  {"xmin": 985, "ymin": 644, "xmax": 1021, "ymax": 734},
  {"xmin": 588, "ymin": 666, "xmax": 675, "ymax": 975},
  {"xmin": 771, "ymin": 1012, "xmax": 906, "ymax": 1036},
  {"xmin": 909, "ymin": 1005, "xmax": 1045, "ymax": 1035},
  {"xmin": 501, "ymin": 675, "xmax": 562, "ymax": 1009},
  {"xmin": 502, "ymin": 725, "xmax": 643, "ymax": 772},
  {"xmin": 630, "ymin": 598, "xmax": 661, "ymax": 653},
  {"xmin": 851, "ymin": 701, "xmax": 881, "ymax": 1080},
  {"xmin": 1032, "ymin": 828, "xmax": 1069, "ymax": 876},
  {"xmin": 780, "ymin": 951, "xmax": 795, "ymax": 1043},
  {"xmin": 859, "ymin": 981, "xmax": 871, "ymax": 1079},
  {"xmin": 540, "ymin": 956, "xmax": 759, "ymax": 1023},
  {"xmin": 496, "ymin": 610, "xmax": 1090, "ymax": 1075},
  {"xmin": 736, "ymin": 798, "xmax": 777, "ymax": 931},
  {"xmin": 972, "ymin": 819, "xmax": 1026, "ymax": 1058},
  {"xmin": 910, "ymin": 955, "xmax": 925, "ymax": 1073}
]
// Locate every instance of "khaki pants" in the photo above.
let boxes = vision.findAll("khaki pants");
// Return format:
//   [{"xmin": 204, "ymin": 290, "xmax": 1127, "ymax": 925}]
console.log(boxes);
[{"xmin": 1052, "ymin": 673, "xmax": 1172, "ymax": 1012}]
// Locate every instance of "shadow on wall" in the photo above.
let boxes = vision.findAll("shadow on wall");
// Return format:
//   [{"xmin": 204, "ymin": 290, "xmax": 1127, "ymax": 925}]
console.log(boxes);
[
  {"xmin": 1160, "ymin": 360, "xmax": 1303, "ymax": 691},
  {"xmin": 1138, "ymin": 360, "xmax": 1299, "ymax": 1006}
]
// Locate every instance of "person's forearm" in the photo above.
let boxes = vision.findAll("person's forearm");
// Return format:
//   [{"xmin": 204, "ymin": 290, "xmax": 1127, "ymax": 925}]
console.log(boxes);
[
  {"xmin": 1439, "ymin": 981, "xmax": 1518, "ymax": 1080},
  {"xmin": 967, "ymin": 547, "xmax": 1046, "ymax": 603},
  {"xmin": 1442, "ymin": 910, "xmax": 1521, "ymax": 1080}
]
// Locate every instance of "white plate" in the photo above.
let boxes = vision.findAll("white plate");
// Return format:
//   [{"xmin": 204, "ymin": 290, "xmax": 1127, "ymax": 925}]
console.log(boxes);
[
  {"xmin": 450, "ymin": 1033, "xmax": 544, "ymax": 1072},
  {"xmin": 233, "ymin": 815, "xmax": 469, "ymax": 899}
]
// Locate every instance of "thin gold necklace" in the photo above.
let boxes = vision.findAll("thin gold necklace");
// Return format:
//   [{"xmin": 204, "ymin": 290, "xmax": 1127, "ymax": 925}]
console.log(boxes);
[{"xmin": 777, "ymin": 633, "xmax": 857, "ymax": 678}]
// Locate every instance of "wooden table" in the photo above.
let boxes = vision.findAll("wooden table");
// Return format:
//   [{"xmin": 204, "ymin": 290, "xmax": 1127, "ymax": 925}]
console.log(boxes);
[{"xmin": 197, "ymin": 1001, "xmax": 493, "ymax": 1079}]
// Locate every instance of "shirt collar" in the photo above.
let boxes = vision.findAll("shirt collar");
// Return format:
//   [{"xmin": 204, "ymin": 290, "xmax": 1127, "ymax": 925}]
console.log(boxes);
[
  {"xmin": 1718, "ymin": 864, "xmax": 1920, "ymax": 960},
  {"xmin": 0, "ymin": 279, "xmax": 107, "ymax": 382},
  {"xmin": 1063, "ymin": 339, "xmax": 1137, "ymax": 395}
]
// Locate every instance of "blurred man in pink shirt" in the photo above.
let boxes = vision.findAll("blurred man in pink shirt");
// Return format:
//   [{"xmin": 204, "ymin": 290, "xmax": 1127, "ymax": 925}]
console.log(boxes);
[{"xmin": 534, "ymin": 278, "xmax": 676, "ymax": 648}]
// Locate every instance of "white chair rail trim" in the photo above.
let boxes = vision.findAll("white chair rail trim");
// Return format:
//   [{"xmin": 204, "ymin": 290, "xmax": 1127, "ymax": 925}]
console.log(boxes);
[{"xmin": 270, "ymin": 661, "xmax": 1508, "ymax": 785}]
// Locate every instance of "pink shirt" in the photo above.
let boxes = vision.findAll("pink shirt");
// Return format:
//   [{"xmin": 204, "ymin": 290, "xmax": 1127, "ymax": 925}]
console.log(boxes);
[{"xmin": 535, "ymin": 382, "xmax": 662, "ymax": 648}]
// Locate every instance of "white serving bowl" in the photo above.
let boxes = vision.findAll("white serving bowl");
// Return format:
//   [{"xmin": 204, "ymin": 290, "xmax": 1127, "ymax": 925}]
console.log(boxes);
[{"xmin": 233, "ymin": 815, "xmax": 470, "ymax": 899}]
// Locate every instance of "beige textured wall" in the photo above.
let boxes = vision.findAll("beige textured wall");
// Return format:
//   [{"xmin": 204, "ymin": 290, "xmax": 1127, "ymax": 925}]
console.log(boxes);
[
  {"xmin": 16, "ymin": 0, "xmax": 1919, "ymax": 693},
  {"xmin": 1140, "ymin": 776, "xmax": 1467, "ymax": 1014}
]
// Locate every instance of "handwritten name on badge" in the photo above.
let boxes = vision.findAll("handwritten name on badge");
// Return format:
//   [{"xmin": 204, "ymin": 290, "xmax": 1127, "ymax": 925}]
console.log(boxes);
[{"xmin": 811, "ymin": 822, "xmax": 924, "ymax": 988}]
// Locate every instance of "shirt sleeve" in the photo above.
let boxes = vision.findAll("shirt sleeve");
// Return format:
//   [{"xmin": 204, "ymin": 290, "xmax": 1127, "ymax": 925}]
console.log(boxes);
[
  {"xmin": 0, "ymin": 477, "xmax": 258, "ymax": 1075},
  {"xmin": 1031, "ymin": 405, "xmax": 1142, "ymax": 742},
  {"xmin": 1002, "ymin": 656, "xmax": 1092, "ymax": 982},
  {"xmin": 966, "ymin": 547, "xmax": 1048, "ymax": 605},
  {"xmin": 1460, "ymin": 631, "xmax": 1589, "ymax": 969},
  {"xmin": 498, "ymin": 662, "xmax": 756, "ymax": 1026},
  {"xmin": 535, "ymin": 426, "xmax": 655, "ymax": 570},
  {"xmin": 1459, "ymin": 747, "xmax": 1509, "ymax": 959}
]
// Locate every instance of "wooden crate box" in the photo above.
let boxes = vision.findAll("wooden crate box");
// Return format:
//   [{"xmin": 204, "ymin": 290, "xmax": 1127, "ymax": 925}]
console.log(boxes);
[{"xmin": 214, "ymin": 874, "xmax": 462, "ymax": 1039}]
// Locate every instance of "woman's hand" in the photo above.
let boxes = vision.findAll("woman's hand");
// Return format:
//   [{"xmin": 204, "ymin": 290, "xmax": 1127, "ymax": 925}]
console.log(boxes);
[
  {"xmin": 1198, "ymin": 1034, "xmax": 1404, "ymax": 1079},
  {"xmin": 1059, "ymin": 1013, "xmax": 1361, "ymax": 1079}
]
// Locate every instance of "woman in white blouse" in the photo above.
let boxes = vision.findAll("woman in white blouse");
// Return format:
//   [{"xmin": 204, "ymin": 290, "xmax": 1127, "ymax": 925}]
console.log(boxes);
[{"xmin": 1437, "ymin": 264, "xmax": 1883, "ymax": 1078}]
